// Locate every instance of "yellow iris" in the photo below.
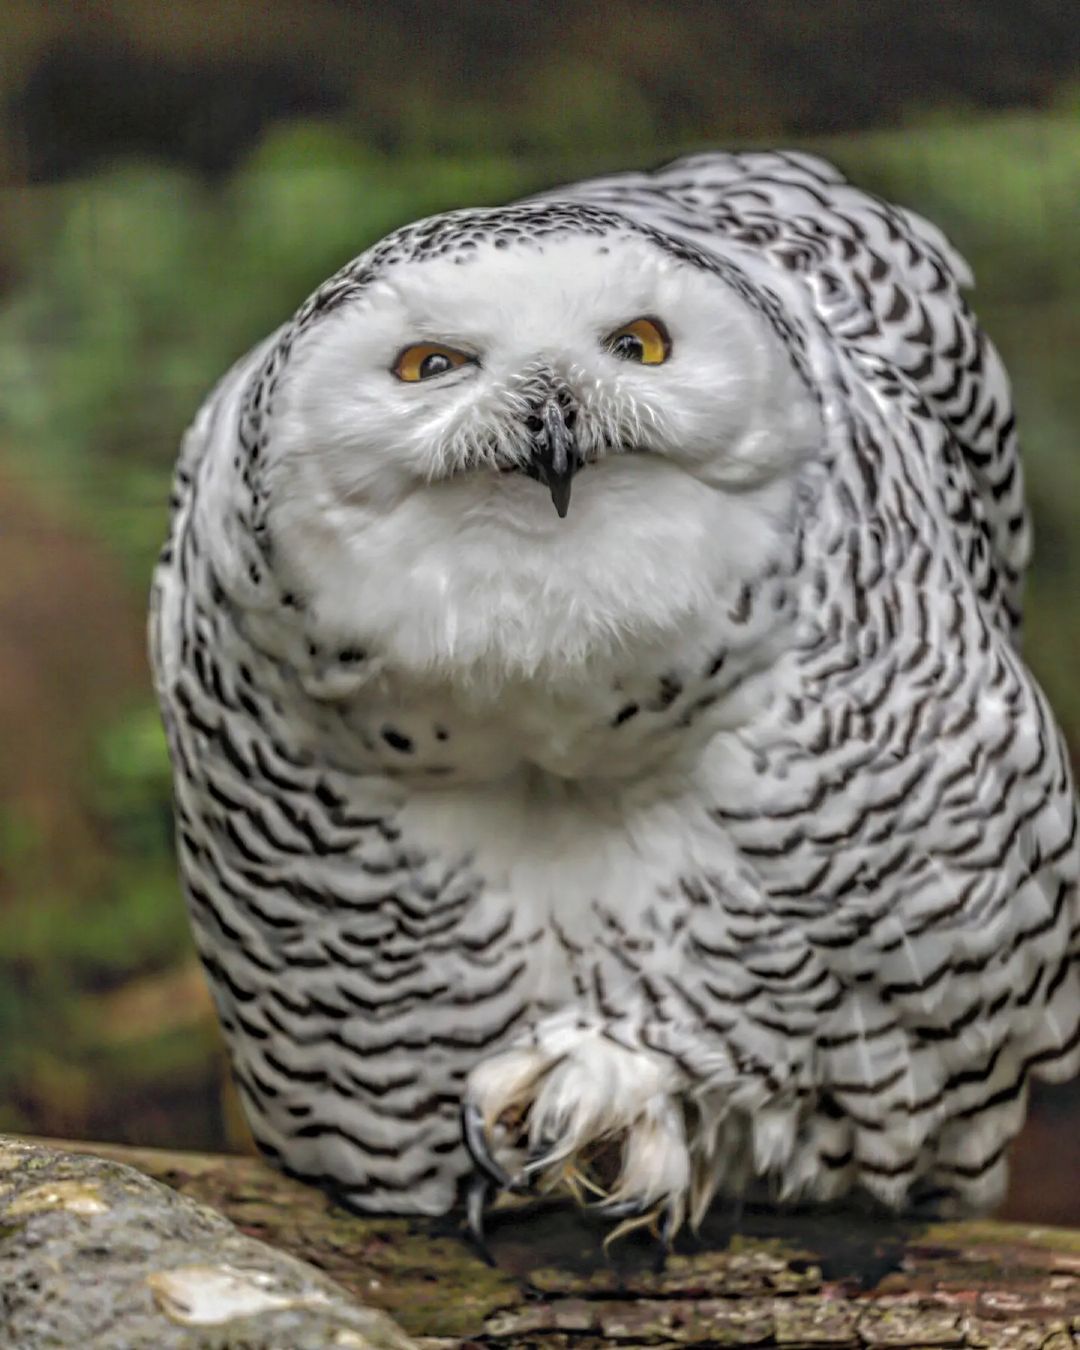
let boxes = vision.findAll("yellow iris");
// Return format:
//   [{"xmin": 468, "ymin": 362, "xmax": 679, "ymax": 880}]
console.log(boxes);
[
  {"xmin": 604, "ymin": 317, "xmax": 671, "ymax": 365},
  {"xmin": 393, "ymin": 343, "xmax": 473, "ymax": 382}
]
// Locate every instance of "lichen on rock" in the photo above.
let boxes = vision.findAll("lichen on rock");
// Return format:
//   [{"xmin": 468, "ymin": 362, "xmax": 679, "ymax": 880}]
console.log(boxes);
[{"xmin": 0, "ymin": 1136, "xmax": 415, "ymax": 1349}]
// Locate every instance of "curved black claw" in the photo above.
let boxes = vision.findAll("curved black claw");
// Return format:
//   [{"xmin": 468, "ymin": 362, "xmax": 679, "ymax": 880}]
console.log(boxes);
[
  {"xmin": 464, "ymin": 1174, "xmax": 497, "ymax": 1266},
  {"xmin": 592, "ymin": 1196, "xmax": 679, "ymax": 1271},
  {"xmin": 520, "ymin": 1139, "xmax": 560, "ymax": 1184},
  {"xmin": 460, "ymin": 1102, "xmax": 514, "ymax": 1191},
  {"xmin": 593, "ymin": 1196, "xmax": 649, "ymax": 1220},
  {"xmin": 653, "ymin": 1204, "xmax": 678, "ymax": 1274}
]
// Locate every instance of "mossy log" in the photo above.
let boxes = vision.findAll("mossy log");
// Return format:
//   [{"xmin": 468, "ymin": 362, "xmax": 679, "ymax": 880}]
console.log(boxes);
[{"xmin": 5, "ymin": 1135, "xmax": 1080, "ymax": 1348}]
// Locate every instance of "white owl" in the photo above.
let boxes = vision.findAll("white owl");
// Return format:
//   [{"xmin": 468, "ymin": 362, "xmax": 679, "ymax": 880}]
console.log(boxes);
[{"xmin": 150, "ymin": 151, "xmax": 1080, "ymax": 1246}]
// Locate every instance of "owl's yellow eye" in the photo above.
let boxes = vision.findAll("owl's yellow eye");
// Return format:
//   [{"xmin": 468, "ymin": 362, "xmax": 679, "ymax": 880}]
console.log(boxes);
[
  {"xmin": 393, "ymin": 343, "xmax": 474, "ymax": 382},
  {"xmin": 604, "ymin": 317, "xmax": 671, "ymax": 365}
]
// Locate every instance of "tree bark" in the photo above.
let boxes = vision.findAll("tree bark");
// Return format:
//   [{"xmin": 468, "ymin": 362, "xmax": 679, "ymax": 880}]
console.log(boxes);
[{"xmin": 5, "ymin": 1134, "xmax": 1080, "ymax": 1347}]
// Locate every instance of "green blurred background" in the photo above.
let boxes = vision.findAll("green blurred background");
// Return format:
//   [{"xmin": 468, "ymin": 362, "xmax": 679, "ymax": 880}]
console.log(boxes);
[{"xmin": 0, "ymin": 1, "xmax": 1077, "ymax": 1222}]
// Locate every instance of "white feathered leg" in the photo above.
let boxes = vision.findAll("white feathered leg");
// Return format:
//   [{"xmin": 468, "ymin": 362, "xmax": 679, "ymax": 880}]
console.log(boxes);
[{"xmin": 463, "ymin": 1010, "xmax": 699, "ymax": 1235}]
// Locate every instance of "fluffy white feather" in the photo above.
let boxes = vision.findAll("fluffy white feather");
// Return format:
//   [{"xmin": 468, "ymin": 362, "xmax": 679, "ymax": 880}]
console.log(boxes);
[{"xmin": 151, "ymin": 151, "xmax": 1079, "ymax": 1231}]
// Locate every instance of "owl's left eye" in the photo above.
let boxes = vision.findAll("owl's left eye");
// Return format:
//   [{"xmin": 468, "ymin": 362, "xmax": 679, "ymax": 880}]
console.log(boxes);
[
  {"xmin": 393, "ymin": 343, "xmax": 474, "ymax": 382},
  {"xmin": 604, "ymin": 317, "xmax": 671, "ymax": 365}
]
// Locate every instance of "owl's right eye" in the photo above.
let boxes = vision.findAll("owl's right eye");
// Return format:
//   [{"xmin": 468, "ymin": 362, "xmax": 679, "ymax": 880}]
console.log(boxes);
[
  {"xmin": 604, "ymin": 317, "xmax": 671, "ymax": 365},
  {"xmin": 393, "ymin": 343, "xmax": 474, "ymax": 382}
]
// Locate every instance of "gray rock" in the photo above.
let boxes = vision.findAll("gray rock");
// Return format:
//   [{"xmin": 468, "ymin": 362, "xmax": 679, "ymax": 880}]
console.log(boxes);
[{"xmin": 0, "ymin": 1135, "xmax": 416, "ymax": 1349}]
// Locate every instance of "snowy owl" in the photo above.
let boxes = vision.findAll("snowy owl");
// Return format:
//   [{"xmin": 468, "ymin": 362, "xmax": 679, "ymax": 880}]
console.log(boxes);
[{"xmin": 150, "ymin": 151, "xmax": 1079, "ymax": 1244}]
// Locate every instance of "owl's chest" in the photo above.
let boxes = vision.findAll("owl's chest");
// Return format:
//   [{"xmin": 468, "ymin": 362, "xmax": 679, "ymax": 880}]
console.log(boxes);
[{"xmin": 296, "ymin": 636, "xmax": 786, "ymax": 790}]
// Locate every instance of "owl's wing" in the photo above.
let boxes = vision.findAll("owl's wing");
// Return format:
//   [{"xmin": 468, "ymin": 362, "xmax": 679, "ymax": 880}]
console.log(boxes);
[
  {"xmin": 555, "ymin": 150, "xmax": 1030, "ymax": 639},
  {"xmin": 542, "ymin": 153, "xmax": 1075, "ymax": 1211},
  {"xmin": 150, "ymin": 336, "xmax": 278, "ymax": 687},
  {"xmin": 150, "ymin": 342, "xmax": 539, "ymax": 1217}
]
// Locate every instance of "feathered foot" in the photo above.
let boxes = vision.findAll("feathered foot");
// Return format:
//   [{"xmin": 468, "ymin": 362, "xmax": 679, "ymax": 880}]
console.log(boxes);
[{"xmin": 461, "ymin": 1014, "xmax": 704, "ymax": 1254}]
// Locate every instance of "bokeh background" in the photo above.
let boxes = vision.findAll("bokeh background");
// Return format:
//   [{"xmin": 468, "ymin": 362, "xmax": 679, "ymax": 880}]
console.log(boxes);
[{"xmin": 1, "ymin": 1, "xmax": 1077, "ymax": 1224}]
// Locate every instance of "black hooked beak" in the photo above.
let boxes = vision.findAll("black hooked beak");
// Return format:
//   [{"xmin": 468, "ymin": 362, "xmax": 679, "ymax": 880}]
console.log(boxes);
[{"xmin": 524, "ymin": 397, "xmax": 582, "ymax": 519}]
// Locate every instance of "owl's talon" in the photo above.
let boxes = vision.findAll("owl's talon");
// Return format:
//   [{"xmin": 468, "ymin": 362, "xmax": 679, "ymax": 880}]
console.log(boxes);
[
  {"xmin": 521, "ymin": 1144, "xmax": 562, "ymax": 1182},
  {"xmin": 653, "ymin": 1203, "xmax": 678, "ymax": 1273},
  {"xmin": 593, "ymin": 1196, "xmax": 648, "ymax": 1219},
  {"xmin": 524, "ymin": 1136, "xmax": 557, "ymax": 1168},
  {"xmin": 463, "ymin": 1174, "xmax": 497, "ymax": 1266},
  {"xmin": 467, "ymin": 1019, "xmax": 696, "ymax": 1235},
  {"xmin": 461, "ymin": 1102, "xmax": 514, "ymax": 1191}
]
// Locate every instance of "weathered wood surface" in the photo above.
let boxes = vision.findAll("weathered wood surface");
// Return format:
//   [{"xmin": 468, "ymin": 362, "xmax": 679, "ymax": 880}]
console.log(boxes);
[{"xmin": 9, "ymin": 1136, "xmax": 1080, "ymax": 1347}]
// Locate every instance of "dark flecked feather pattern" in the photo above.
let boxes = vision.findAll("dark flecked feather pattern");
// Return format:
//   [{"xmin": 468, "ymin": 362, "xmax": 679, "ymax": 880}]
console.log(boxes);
[{"xmin": 150, "ymin": 150, "xmax": 1079, "ymax": 1221}]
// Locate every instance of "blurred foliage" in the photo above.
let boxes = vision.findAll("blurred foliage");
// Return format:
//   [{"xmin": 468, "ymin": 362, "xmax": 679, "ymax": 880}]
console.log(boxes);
[
  {"xmin": 0, "ymin": 130, "xmax": 537, "ymax": 581},
  {"xmin": 2, "ymin": 107, "xmax": 1077, "ymax": 710},
  {"xmin": 0, "ymin": 105, "xmax": 1077, "ymax": 1165},
  {"xmin": 4, "ymin": 0, "xmax": 1079, "ymax": 182}
]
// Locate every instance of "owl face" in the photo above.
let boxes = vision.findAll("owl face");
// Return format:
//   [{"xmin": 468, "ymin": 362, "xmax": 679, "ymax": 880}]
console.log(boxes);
[
  {"xmin": 271, "ymin": 220, "xmax": 818, "ymax": 515},
  {"xmin": 259, "ymin": 212, "xmax": 821, "ymax": 678}
]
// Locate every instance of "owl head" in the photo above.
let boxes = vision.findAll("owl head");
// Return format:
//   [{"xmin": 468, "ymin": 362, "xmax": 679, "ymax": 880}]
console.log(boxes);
[{"xmin": 236, "ymin": 202, "xmax": 822, "ymax": 679}]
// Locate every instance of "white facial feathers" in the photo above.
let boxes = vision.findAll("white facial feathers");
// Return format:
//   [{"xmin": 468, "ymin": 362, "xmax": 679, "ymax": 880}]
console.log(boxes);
[
  {"xmin": 270, "ymin": 231, "xmax": 820, "ymax": 498},
  {"xmin": 245, "ymin": 226, "xmax": 820, "ymax": 682}
]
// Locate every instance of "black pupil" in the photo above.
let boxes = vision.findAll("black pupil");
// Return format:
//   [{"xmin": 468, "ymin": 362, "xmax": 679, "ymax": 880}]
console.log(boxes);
[
  {"xmin": 611, "ymin": 332, "xmax": 644, "ymax": 361},
  {"xmin": 419, "ymin": 351, "xmax": 453, "ymax": 379}
]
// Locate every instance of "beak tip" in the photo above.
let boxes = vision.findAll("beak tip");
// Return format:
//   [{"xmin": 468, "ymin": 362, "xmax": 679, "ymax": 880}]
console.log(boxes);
[
  {"xmin": 550, "ymin": 482, "xmax": 572, "ymax": 518},
  {"xmin": 528, "ymin": 391, "xmax": 580, "ymax": 519}
]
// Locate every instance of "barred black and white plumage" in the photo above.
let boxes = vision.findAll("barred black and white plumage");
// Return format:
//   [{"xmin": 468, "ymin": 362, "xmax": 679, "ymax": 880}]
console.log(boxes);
[{"xmin": 150, "ymin": 150, "xmax": 1079, "ymax": 1229}]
